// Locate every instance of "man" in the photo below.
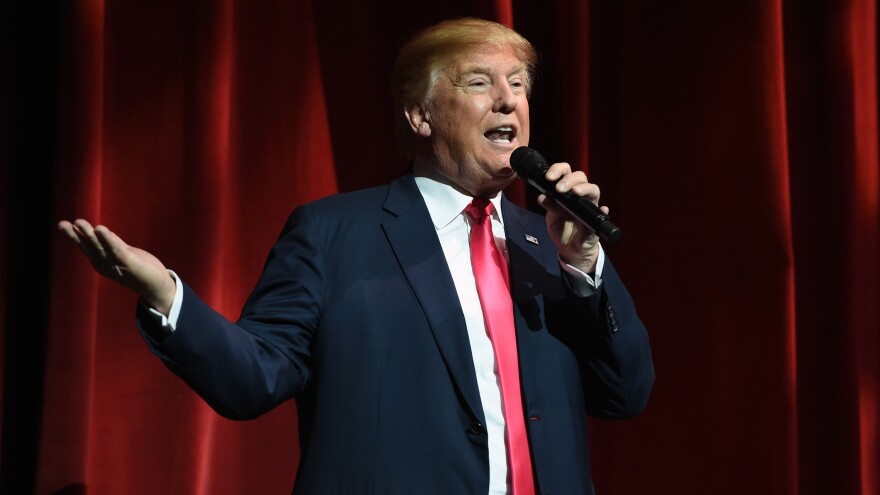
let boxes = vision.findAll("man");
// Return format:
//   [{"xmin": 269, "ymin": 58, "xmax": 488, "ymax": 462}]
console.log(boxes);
[{"xmin": 59, "ymin": 18, "xmax": 653, "ymax": 495}]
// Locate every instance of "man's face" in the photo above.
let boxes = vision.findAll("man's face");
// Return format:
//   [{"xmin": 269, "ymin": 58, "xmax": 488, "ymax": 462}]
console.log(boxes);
[{"xmin": 422, "ymin": 44, "xmax": 531, "ymax": 197}]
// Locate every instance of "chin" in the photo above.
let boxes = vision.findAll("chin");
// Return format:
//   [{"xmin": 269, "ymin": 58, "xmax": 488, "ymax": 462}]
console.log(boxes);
[
  {"xmin": 491, "ymin": 170, "xmax": 518, "ymax": 189},
  {"xmin": 495, "ymin": 167, "xmax": 516, "ymax": 179},
  {"xmin": 493, "ymin": 157, "xmax": 517, "ymax": 174}
]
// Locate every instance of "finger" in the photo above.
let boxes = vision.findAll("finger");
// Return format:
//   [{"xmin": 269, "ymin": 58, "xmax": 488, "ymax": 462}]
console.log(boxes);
[
  {"xmin": 543, "ymin": 162, "xmax": 572, "ymax": 182},
  {"xmin": 560, "ymin": 220, "xmax": 579, "ymax": 246},
  {"xmin": 72, "ymin": 219, "xmax": 108, "ymax": 258},
  {"xmin": 555, "ymin": 172, "xmax": 589, "ymax": 195},
  {"xmin": 59, "ymin": 220, "xmax": 110, "ymax": 271},
  {"xmin": 70, "ymin": 220, "xmax": 118, "ymax": 274},
  {"xmin": 537, "ymin": 193, "xmax": 561, "ymax": 213},
  {"xmin": 57, "ymin": 220, "xmax": 83, "ymax": 244},
  {"xmin": 94, "ymin": 225, "xmax": 131, "ymax": 264},
  {"xmin": 72, "ymin": 218, "xmax": 95, "ymax": 231},
  {"xmin": 568, "ymin": 181, "xmax": 601, "ymax": 203}
]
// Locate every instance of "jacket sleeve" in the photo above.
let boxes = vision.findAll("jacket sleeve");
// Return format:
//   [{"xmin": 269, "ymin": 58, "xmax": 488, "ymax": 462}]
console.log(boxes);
[
  {"xmin": 551, "ymin": 257, "xmax": 655, "ymax": 419},
  {"xmin": 136, "ymin": 205, "xmax": 324, "ymax": 420}
]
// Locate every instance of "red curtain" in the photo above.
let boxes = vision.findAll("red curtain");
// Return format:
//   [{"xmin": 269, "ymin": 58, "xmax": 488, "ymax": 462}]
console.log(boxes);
[{"xmin": 2, "ymin": 0, "xmax": 878, "ymax": 494}]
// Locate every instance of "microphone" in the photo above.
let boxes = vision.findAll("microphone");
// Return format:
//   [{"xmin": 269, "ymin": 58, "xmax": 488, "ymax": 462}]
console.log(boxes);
[{"xmin": 510, "ymin": 146, "xmax": 621, "ymax": 243}]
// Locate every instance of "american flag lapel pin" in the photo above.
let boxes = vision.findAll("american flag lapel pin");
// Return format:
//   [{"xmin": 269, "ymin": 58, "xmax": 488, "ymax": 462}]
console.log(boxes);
[{"xmin": 524, "ymin": 234, "xmax": 540, "ymax": 245}]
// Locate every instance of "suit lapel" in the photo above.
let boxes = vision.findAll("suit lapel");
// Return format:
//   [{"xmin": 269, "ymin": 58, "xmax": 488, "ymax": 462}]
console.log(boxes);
[
  {"xmin": 502, "ymin": 197, "xmax": 554, "ymax": 302},
  {"xmin": 502, "ymin": 199, "xmax": 552, "ymax": 404},
  {"xmin": 381, "ymin": 175, "xmax": 485, "ymax": 424}
]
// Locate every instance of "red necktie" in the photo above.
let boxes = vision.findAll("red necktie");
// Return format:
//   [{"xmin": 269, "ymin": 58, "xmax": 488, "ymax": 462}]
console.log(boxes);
[{"xmin": 465, "ymin": 198, "xmax": 535, "ymax": 495}]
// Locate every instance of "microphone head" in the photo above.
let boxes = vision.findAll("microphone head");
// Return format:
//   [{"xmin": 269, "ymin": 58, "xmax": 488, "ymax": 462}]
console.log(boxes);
[{"xmin": 510, "ymin": 146, "xmax": 549, "ymax": 180}]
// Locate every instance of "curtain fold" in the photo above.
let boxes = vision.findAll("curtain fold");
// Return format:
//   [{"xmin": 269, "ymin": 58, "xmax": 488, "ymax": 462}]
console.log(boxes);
[
  {"xmin": 1, "ymin": 0, "xmax": 877, "ymax": 493},
  {"xmin": 842, "ymin": 1, "xmax": 878, "ymax": 493}
]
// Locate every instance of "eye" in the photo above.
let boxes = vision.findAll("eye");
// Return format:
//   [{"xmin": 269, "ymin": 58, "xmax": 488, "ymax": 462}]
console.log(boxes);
[{"xmin": 468, "ymin": 78, "xmax": 489, "ymax": 88}]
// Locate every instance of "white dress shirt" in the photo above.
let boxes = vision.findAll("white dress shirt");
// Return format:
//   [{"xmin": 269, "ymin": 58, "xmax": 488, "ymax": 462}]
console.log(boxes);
[{"xmin": 413, "ymin": 176, "xmax": 604, "ymax": 495}]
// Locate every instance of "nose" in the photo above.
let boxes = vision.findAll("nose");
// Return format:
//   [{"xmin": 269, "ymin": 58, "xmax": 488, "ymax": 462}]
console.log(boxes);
[{"xmin": 492, "ymin": 81, "xmax": 518, "ymax": 114}]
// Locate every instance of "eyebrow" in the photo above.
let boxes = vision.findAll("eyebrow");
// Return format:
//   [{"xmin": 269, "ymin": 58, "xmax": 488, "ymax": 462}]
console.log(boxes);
[{"xmin": 456, "ymin": 63, "xmax": 528, "ymax": 80}]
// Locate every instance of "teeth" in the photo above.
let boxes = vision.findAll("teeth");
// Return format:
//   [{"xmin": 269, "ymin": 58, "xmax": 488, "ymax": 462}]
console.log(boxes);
[{"xmin": 485, "ymin": 126, "xmax": 514, "ymax": 143}]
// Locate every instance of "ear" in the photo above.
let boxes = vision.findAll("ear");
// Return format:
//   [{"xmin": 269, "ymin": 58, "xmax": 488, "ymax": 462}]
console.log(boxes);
[{"xmin": 404, "ymin": 103, "xmax": 432, "ymax": 138}]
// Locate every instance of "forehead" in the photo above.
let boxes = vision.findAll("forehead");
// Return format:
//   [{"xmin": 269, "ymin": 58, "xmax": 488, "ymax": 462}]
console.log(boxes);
[{"xmin": 447, "ymin": 44, "xmax": 526, "ymax": 75}]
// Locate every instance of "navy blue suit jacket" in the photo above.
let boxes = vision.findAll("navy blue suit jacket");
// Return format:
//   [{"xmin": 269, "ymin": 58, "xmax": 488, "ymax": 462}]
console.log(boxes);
[{"xmin": 139, "ymin": 174, "xmax": 654, "ymax": 494}]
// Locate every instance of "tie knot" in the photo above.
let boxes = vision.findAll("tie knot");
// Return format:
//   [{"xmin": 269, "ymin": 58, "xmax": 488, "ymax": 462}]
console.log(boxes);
[{"xmin": 465, "ymin": 198, "xmax": 494, "ymax": 220}]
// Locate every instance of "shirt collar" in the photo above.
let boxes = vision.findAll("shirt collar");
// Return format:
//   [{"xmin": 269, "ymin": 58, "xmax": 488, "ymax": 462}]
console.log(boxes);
[{"xmin": 413, "ymin": 175, "xmax": 505, "ymax": 231}]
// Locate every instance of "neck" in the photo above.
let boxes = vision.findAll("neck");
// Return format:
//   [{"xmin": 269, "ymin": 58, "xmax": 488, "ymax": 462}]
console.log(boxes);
[{"xmin": 411, "ymin": 155, "xmax": 511, "ymax": 199}]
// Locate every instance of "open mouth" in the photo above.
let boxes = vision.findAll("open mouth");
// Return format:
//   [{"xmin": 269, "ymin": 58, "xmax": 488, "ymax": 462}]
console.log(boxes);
[{"xmin": 484, "ymin": 126, "xmax": 516, "ymax": 144}]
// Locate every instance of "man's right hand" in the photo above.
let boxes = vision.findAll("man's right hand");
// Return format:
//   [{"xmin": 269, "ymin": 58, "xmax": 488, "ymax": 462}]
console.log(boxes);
[{"xmin": 58, "ymin": 219, "xmax": 176, "ymax": 315}]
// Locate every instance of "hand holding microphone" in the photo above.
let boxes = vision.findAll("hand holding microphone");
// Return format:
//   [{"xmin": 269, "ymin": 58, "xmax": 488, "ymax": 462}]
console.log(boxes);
[{"xmin": 510, "ymin": 147, "xmax": 621, "ymax": 243}]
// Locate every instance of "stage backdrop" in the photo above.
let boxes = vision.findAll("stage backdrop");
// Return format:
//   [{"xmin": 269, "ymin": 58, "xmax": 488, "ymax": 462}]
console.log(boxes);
[{"xmin": 2, "ymin": 0, "xmax": 878, "ymax": 494}]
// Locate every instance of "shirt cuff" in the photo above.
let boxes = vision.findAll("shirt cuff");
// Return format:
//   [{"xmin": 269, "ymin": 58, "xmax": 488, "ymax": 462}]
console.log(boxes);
[
  {"xmin": 559, "ymin": 245, "xmax": 605, "ymax": 297},
  {"xmin": 146, "ymin": 270, "xmax": 183, "ymax": 332}
]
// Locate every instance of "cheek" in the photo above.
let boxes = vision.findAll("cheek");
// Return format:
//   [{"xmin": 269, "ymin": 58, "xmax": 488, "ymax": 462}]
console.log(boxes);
[
  {"xmin": 518, "ymin": 107, "xmax": 531, "ymax": 140},
  {"xmin": 459, "ymin": 105, "xmax": 482, "ymax": 128}
]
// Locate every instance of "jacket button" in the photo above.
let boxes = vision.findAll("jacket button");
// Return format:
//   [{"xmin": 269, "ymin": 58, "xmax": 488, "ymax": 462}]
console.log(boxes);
[
  {"xmin": 606, "ymin": 302, "xmax": 619, "ymax": 333},
  {"xmin": 467, "ymin": 422, "xmax": 485, "ymax": 434}
]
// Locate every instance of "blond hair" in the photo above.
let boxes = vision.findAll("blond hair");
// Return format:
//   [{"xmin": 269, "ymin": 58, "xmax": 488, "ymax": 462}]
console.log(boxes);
[{"xmin": 392, "ymin": 18, "xmax": 538, "ymax": 156}]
